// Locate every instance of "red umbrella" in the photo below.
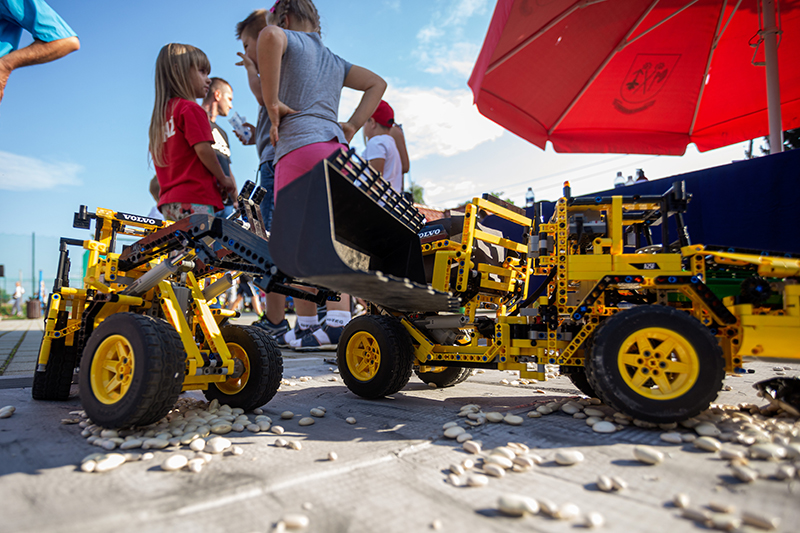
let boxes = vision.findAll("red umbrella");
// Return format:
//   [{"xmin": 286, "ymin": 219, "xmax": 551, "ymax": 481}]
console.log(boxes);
[{"xmin": 468, "ymin": 0, "xmax": 800, "ymax": 155}]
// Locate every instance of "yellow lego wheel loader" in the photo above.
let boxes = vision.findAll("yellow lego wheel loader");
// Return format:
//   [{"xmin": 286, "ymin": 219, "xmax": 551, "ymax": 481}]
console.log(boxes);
[
  {"xmin": 32, "ymin": 183, "xmax": 301, "ymax": 427},
  {"xmin": 267, "ymin": 151, "xmax": 797, "ymax": 423}
]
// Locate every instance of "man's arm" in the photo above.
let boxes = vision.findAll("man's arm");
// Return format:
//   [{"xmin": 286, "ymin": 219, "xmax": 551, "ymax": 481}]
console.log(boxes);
[{"xmin": 0, "ymin": 37, "xmax": 80, "ymax": 103}]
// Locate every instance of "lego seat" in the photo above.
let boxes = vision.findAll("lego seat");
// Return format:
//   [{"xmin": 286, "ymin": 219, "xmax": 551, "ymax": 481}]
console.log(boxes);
[{"xmin": 269, "ymin": 148, "xmax": 459, "ymax": 313}]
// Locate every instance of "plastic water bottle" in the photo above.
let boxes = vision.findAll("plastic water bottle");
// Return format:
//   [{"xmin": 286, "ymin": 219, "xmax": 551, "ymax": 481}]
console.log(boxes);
[
  {"xmin": 227, "ymin": 111, "xmax": 251, "ymax": 143},
  {"xmin": 614, "ymin": 171, "xmax": 625, "ymax": 188},
  {"xmin": 525, "ymin": 187, "xmax": 535, "ymax": 207}
]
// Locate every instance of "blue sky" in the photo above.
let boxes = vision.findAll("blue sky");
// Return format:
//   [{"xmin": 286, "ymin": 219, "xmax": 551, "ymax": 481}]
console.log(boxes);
[{"xmin": 0, "ymin": 0, "xmax": 752, "ymax": 293}]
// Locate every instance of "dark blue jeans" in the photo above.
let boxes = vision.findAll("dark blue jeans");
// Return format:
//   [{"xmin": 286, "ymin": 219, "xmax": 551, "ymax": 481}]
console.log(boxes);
[{"xmin": 259, "ymin": 160, "xmax": 275, "ymax": 232}]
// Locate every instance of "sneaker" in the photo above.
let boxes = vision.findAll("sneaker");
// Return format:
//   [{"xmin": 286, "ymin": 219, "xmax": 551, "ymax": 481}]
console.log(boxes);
[
  {"xmin": 275, "ymin": 321, "xmax": 322, "ymax": 348},
  {"xmin": 290, "ymin": 324, "xmax": 344, "ymax": 352},
  {"xmin": 252, "ymin": 317, "xmax": 290, "ymax": 344}
]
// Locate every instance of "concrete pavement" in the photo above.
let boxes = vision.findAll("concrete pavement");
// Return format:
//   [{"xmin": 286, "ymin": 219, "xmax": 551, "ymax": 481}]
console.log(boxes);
[{"xmin": 0, "ymin": 315, "xmax": 797, "ymax": 533}]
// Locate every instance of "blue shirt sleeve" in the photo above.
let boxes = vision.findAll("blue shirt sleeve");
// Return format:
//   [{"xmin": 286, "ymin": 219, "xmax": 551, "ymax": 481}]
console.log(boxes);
[{"xmin": 0, "ymin": 0, "xmax": 77, "ymax": 57}]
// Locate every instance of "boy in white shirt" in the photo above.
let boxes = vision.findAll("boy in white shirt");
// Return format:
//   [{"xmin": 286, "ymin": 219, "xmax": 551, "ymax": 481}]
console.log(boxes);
[{"xmin": 363, "ymin": 100, "xmax": 404, "ymax": 192}]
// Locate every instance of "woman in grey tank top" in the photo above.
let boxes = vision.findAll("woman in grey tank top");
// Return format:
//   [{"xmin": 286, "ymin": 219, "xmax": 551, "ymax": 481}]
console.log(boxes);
[{"xmin": 253, "ymin": 0, "xmax": 386, "ymax": 351}]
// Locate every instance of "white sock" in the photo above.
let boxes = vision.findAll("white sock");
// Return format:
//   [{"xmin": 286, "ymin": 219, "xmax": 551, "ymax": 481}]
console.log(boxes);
[
  {"xmin": 297, "ymin": 315, "xmax": 319, "ymax": 329},
  {"xmin": 325, "ymin": 310, "xmax": 351, "ymax": 328}
]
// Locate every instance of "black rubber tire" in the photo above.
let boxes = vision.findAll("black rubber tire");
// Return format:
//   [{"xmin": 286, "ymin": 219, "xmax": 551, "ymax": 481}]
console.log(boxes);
[
  {"xmin": 586, "ymin": 306, "xmax": 725, "ymax": 423},
  {"xmin": 79, "ymin": 313, "xmax": 186, "ymax": 428},
  {"xmin": 414, "ymin": 366, "xmax": 471, "ymax": 388},
  {"xmin": 563, "ymin": 367, "xmax": 598, "ymax": 398},
  {"xmin": 337, "ymin": 315, "xmax": 414, "ymax": 399},
  {"xmin": 32, "ymin": 311, "xmax": 77, "ymax": 401},
  {"xmin": 204, "ymin": 325, "xmax": 283, "ymax": 411}
]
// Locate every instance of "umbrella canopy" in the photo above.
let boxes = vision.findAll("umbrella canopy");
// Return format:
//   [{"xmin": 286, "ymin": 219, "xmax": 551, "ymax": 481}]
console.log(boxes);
[{"xmin": 469, "ymin": 0, "xmax": 800, "ymax": 155}]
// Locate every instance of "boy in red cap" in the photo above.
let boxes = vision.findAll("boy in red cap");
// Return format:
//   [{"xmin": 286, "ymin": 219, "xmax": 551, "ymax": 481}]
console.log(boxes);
[{"xmin": 363, "ymin": 100, "xmax": 406, "ymax": 192}]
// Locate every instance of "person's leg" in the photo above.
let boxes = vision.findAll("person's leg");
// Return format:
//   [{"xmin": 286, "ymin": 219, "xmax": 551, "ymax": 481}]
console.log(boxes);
[
  {"xmin": 291, "ymin": 294, "xmax": 351, "ymax": 351},
  {"xmin": 258, "ymin": 161, "xmax": 275, "ymax": 232}
]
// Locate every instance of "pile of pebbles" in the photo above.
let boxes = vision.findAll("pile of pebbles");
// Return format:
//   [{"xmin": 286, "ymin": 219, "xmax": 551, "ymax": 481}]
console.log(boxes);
[
  {"xmin": 72, "ymin": 397, "xmax": 348, "ymax": 474},
  {"xmin": 439, "ymin": 399, "xmax": 797, "ymax": 529}
]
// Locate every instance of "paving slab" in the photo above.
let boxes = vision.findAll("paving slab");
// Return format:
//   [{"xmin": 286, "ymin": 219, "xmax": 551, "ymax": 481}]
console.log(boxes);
[{"xmin": 1, "ymin": 316, "xmax": 797, "ymax": 533}]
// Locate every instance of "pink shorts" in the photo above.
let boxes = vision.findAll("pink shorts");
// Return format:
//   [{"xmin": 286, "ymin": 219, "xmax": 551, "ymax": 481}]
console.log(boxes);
[{"xmin": 274, "ymin": 140, "xmax": 348, "ymax": 202}]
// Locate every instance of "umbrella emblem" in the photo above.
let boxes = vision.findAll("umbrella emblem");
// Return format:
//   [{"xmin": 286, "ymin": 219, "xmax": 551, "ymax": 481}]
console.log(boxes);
[{"xmin": 614, "ymin": 54, "xmax": 680, "ymax": 114}]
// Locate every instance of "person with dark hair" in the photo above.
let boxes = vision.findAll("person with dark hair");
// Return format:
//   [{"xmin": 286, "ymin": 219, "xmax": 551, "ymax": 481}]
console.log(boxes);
[
  {"xmin": 201, "ymin": 77, "xmax": 237, "ymax": 215},
  {"xmin": 0, "ymin": 0, "xmax": 79, "ymax": 104}
]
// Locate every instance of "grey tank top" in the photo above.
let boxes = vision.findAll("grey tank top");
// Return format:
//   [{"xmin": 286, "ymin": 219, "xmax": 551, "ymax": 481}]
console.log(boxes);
[
  {"xmin": 255, "ymin": 105, "xmax": 274, "ymax": 164},
  {"xmin": 273, "ymin": 30, "xmax": 352, "ymax": 163}
]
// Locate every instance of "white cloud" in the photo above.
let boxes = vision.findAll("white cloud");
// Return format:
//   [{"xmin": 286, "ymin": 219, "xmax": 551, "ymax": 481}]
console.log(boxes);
[
  {"xmin": 339, "ymin": 85, "xmax": 504, "ymax": 161},
  {"xmin": 0, "ymin": 151, "xmax": 82, "ymax": 191},
  {"xmin": 413, "ymin": 0, "xmax": 490, "ymax": 78},
  {"xmin": 419, "ymin": 41, "xmax": 481, "ymax": 77},
  {"xmin": 387, "ymin": 86, "xmax": 504, "ymax": 158},
  {"xmin": 382, "ymin": 0, "xmax": 401, "ymax": 11}
]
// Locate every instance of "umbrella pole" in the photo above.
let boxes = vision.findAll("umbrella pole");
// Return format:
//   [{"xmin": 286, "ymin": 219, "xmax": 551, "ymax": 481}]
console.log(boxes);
[{"xmin": 763, "ymin": 0, "xmax": 783, "ymax": 153}]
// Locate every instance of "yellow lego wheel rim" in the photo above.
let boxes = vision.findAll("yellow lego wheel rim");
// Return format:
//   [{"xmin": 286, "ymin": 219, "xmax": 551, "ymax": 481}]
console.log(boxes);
[
  {"xmin": 617, "ymin": 327, "xmax": 699, "ymax": 401},
  {"xmin": 216, "ymin": 342, "xmax": 250, "ymax": 394},
  {"xmin": 346, "ymin": 331, "xmax": 381, "ymax": 382},
  {"xmin": 90, "ymin": 335, "xmax": 135, "ymax": 405}
]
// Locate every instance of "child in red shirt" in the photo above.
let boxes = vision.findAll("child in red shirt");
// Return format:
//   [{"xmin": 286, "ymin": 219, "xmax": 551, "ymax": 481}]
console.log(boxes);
[{"xmin": 148, "ymin": 43, "xmax": 237, "ymax": 221}]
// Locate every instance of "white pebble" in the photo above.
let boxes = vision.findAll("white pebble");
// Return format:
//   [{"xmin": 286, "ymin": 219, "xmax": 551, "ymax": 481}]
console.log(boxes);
[
  {"xmin": 750, "ymin": 443, "xmax": 786, "ymax": 461},
  {"xmin": 584, "ymin": 407, "xmax": 605, "ymax": 417},
  {"xmin": 450, "ymin": 463, "xmax": 465, "ymax": 475},
  {"xmin": 660, "ymin": 432, "xmax": 683, "ymax": 444},
  {"xmin": 271, "ymin": 425, "xmax": 285, "ymax": 435},
  {"xmin": 610, "ymin": 476, "xmax": 627, "ymax": 491},
  {"xmin": 187, "ymin": 458, "xmax": 204, "ymax": 473},
  {"xmin": 592, "ymin": 421, "xmax": 617, "ymax": 433},
  {"xmin": 327, "ymin": 451, "xmax": 338, "ymax": 461},
  {"xmin": 483, "ymin": 463, "xmax": 505, "ymax": 477},
  {"xmin": 597, "ymin": 475, "xmax": 614, "ymax": 492},
  {"xmin": 537, "ymin": 498, "xmax": 559, "ymax": 517},
  {"xmin": 694, "ymin": 436, "xmax": 722, "ymax": 452},
  {"xmin": 253, "ymin": 408, "xmax": 264, "ymax": 415},
  {"xmin": 485, "ymin": 412, "xmax": 504, "ymax": 423},
  {"xmin": 462, "ymin": 440, "xmax": 481, "ymax": 454},
  {"xmin": 161, "ymin": 454, "xmax": 188, "ymax": 471},
  {"xmin": 503, "ymin": 414, "xmax": 523, "ymax": 426},
  {"xmin": 527, "ymin": 411, "xmax": 542, "ymax": 418},
  {"xmin": 633, "ymin": 445, "xmax": 664, "ymax": 465},
  {"xmin": 94, "ymin": 453, "xmax": 126, "ymax": 473},
  {"xmin": 0, "ymin": 405, "xmax": 16, "ymax": 418},
  {"xmin": 555, "ymin": 450, "xmax": 584, "ymax": 465},
  {"xmin": 671, "ymin": 493, "xmax": 690, "ymax": 509},
  {"xmin": 298, "ymin": 417, "xmax": 315, "ymax": 426},
  {"xmin": 281, "ymin": 411, "xmax": 294, "ymax": 420},
  {"xmin": 346, "ymin": 417, "xmax": 357, "ymax": 425},
  {"xmin": 442, "ymin": 421, "xmax": 459, "ymax": 430},
  {"xmin": 310, "ymin": 408, "xmax": 325, "ymax": 418},
  {"xmin": 497, "ymin": 494, "xmax": 539, "ymax": 516},
  {"xmin": 486, "ymin": 455, "xmax": 513, "ymax": 469},
  {"xmin": 287, "ymin": 440, "xmax": 302, "ymax": 451},
  {"xmin": 443, "ymin": 426, "xmax": 465, "ymax": 439},
  {"xmin": 142, "ymin": 438, "xmax": 169, "ymax": 450},
  {"xmin": 456, "ymin": 432, "xmax": 472, "ymax": 443},
  {"xmin": 731, "ymin": 464, "xmax": 759, "ymax": 483},
  {"xmin": 694, "ymin": 422, "xmax": 720, "ymax": 437},
  {"xmin": 189, "ymin": 439, "xmax": 206, "ymax": 452},
  {"xmin": 281, "ymin": 513, "xmax": 310, "ymax": 530},
  {"xmin": 584, "ymin": 511, "xmax": 605, "ymax": 528},
  {"xmin": 741, "ymin": 510, "xmax": 781, "ymax": 530},
  {"xmin": 466, "ymin": 474, "xmax": 489, "ymax": 487},
  {"xmin": 230, "ymin": 446, "xmax": 244, "ymax": 456},
  {"xmin": 556, "ymin": 503, "xmax": 580, "ymax": 520},
  {"xmin": 275, "ymin": 438, "xmax": 288, "ymax": 448},
  {"xmin": 205, "ymin": 437, "xmax": 231, "ymax": 454}
]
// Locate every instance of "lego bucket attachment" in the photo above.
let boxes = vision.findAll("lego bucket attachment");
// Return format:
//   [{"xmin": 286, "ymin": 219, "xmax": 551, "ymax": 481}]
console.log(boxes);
[{"xmin": 270, "ymin": 148, "xmax": 459, "ymax": 313}]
